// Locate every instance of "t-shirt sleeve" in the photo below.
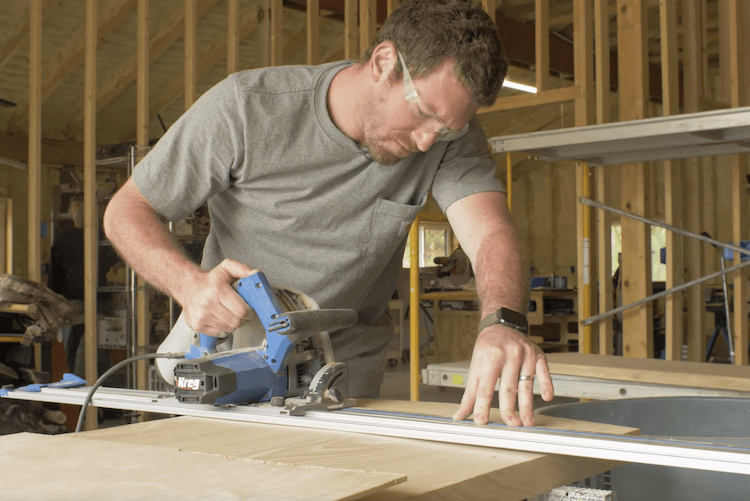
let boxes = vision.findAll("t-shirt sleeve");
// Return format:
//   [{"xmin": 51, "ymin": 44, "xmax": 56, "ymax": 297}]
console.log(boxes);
[
  {"xmin": 132, "ymin": 75, "xmax": 245, "ymax": 222},
  {"xmin": 430, "ymin": 117, "xmax": 505, "ymax": 213}
]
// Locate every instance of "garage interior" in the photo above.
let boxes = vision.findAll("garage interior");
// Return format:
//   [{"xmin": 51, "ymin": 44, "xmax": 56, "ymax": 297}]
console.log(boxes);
[{"xmin": 0, "ymin": 0, "xmax": 749, "ymax": 499}]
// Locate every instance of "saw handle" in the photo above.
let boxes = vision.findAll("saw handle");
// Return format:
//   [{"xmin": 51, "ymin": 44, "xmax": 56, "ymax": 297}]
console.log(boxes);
[{"xmin": 185, "ymin": 333, "xmax": 222, "ymax": 360}]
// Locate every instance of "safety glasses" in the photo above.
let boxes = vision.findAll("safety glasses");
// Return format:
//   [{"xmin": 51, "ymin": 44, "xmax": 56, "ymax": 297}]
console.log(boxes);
[{"xmin": 398, "ymin": 51, "xmax": 470, "ymax": 142}]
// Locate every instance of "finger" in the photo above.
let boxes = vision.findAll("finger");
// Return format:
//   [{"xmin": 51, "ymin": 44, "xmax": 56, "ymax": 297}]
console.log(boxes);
[
  {"xmin": 472, "ymin": 366, "xmax": 502, "ymax": 426},
  {"xmin": 516, "ymin": 362, "xmax": 537, "ymax": 427},
  {"xmin": 185, "ymin": 289, "xmax": 248, "ymax": 335},
  {"xmin": 184, "ymin": 310, "xmax": 229, "ymax": 336},
  {"xmin": 497, "ymin": 359, "xmax": 523, "ymax": 427},
  {"xmin": 218, "ymin": 286, "xmax": 251, "ymax": 321},
  {"xmin": 218, "ymin": 258, "xmax": 257, "ymax": 281},
  {"xmin": 535, "ymin": 354, "xmax": 555, "ymax": 402},
  {"xmin": 453, "ymin": 370, "xmax": 479, "ymax": 421}
]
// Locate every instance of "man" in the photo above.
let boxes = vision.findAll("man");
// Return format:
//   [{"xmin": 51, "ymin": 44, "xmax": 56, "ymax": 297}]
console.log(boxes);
[{"xmin": 103, "ymin": 0, "xmax": 554, "ymax": 427}]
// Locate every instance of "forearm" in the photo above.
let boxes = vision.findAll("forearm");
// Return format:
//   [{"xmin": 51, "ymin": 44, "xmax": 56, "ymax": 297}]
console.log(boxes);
[
  {"xmin": 446, "ymin": 191, "xmax": 526, "ymax": 316},
  {"xmin": 103, "ymin": 181, "xmax": 203, "ymax": 305},
  {"xmin": 473, "ymin": 227, "xmax": 527, "ymax": 316}
]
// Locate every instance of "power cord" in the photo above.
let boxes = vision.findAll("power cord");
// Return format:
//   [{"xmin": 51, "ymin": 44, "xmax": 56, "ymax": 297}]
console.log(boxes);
[{"xmin": 75, "ymin": 352, "xmax": 182, "ymax": 433}]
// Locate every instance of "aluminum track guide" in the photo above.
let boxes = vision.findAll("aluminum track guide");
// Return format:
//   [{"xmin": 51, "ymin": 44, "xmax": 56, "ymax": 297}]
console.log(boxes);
[
  {"xmin": 422, "ymin": 365, "xmax": 750, "ymax": 400},
  {"xmin": 3, "ymin": 386, "xmax": 750, "ymax": 475}
]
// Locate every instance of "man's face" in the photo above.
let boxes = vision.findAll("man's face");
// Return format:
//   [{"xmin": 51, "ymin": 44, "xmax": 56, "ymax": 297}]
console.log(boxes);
[{"xmin": 362, "ymin": 56, "xmax": 479, "ymax": 166}]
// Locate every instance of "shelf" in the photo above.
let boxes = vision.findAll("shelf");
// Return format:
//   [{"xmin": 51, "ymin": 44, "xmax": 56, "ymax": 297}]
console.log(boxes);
[{"xmin": 489, "ymin": 106, "xmax": 750, "ymax": 166}]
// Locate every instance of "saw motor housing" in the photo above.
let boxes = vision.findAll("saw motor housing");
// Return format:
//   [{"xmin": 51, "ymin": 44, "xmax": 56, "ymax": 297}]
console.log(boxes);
[{"xmin": 173, "ymin": 272, "xmax": 357, "ymax": 409}]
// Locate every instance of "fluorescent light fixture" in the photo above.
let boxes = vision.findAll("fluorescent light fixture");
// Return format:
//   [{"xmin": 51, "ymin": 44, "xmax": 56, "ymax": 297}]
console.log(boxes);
[{"xmin": 502, "ymin": 80, "xmax": 537, "ymax": 94}]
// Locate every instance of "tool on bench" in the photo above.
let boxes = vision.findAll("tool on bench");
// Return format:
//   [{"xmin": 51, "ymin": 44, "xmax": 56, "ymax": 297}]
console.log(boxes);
[{"xmin": 173, "ymin": 271, "xmax": 359, "ymax": 415}]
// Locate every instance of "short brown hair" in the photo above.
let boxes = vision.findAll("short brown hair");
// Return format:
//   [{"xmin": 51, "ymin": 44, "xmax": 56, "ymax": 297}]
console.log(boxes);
[{"xmin": 362, "ymin": 0, "xmax": 508, "ymax": 107}]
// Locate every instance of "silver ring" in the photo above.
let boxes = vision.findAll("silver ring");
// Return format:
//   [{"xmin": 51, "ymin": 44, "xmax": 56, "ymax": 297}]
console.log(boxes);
[{"xmin": 518, "ymin": 375, "xmax": 534, "ymax": 382}]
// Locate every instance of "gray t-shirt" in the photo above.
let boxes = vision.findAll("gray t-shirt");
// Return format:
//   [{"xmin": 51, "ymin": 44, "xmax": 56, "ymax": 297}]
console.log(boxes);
[{"xmin": 135, "ymin": 61, "xmax": 503, "ymax": 395}]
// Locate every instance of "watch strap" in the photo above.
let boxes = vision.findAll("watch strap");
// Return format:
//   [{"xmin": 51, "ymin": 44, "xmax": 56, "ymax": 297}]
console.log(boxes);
[{"xmin": 478, "ymin": 308, "xmax": 529, "ymax": 335}]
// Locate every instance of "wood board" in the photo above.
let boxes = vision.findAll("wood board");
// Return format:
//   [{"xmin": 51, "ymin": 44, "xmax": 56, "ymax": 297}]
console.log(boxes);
[
  {"xmin": 546, "ymin": 353, "xmax": 750, "ymax": 392},
  {"xmin": 0, "ymin": 432, "xmax": 405, "ymax": 501},
  {"xmin": 78, "ymin": 400, "xmax": 640, "ymax": 501}
]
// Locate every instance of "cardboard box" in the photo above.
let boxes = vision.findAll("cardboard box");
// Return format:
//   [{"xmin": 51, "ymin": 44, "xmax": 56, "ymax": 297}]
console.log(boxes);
[{"xmin": 98, "ymin": 317, "xmax": 126, "ymax": 347}]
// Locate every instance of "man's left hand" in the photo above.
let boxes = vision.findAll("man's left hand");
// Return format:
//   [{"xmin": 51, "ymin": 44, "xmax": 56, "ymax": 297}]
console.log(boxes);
[{"xmin": 452, "ymin": 325, "xmax": 554, "ymax": 426}]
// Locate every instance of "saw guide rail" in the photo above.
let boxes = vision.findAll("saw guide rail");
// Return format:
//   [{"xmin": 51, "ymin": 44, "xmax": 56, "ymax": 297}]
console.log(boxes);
[
  {"xmin": 3, "ymin": 385, "xmax": 750, "ymax": 476},
  {"xmin": 422, "ymin": 362, "xmax": 750, "ymax": 400}
]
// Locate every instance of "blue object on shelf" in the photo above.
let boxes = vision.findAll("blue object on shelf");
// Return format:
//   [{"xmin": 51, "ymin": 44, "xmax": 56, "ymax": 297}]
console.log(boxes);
[
  {"xmin": 660, "ymin": 247, "xmax": 667, "ymax": 264},
  {"xmin": 530, "ymin": 276, "xmax": 550, "ymax": 288},
  {"xmin": 722, "ymin": 241, "xmax": 750, "ymax": 262}
]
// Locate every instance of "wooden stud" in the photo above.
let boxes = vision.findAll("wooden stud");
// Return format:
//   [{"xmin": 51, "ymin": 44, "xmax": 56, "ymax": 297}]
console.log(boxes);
[
  {"xmin": 270, "ymin": 0, "xmax": 283, "ymax": 66},
  {"xmin": 717, "ymin": 0, "xmax": 731, "ymax": 105},
  {"xmin": 574, "ymin": 0, "xmax": 595, "ymax": 129},
  {"xmin": 574, "ymin": 0, "xmax": 596, "ymax": 354},
  {"xmin": 594, "ymin": 0, "xmax": 612, "ymax": 354},
  {"xmin": 136, "ymin": 0, "xmax": 150, "ymax": 393},
  {"xmin": 307, "ymin": 0, "xmax": 319, "ymax": 65},
  {"xmin": 682, "ymin": 0, "xmax": 704, "ymax": 361},
  {"xmin": 360, "ymin": 0, "xmax": 376, "ymax": 60},
  {"xmin": 83, "ymin": 0, "xmax": 98, "ymax": 431},
  {"xmin": 482, "ymin": 0, "xmax": 496, "ymax": 20},
  {"xmin": 700, "ymin": 0, "xmax": 710, "ymax": 98},
  {"xmin": 184, "ymin": 0, "xmax": 197, "ymax": 108},
  {"xmin": 594, "ymin": 0, "xmax": 610, "ymax": 125},
  {"xmin": 729, "ymin": 0, "xmax": 748, "ymax": 365},
  {"xmin": 699, "ymin": 0, "xmax": 716, "ymax": 289},
  {"xmin": 535, "ymin": 0, "xmax": 549, "ymax": 92},
  {"xmin": 137, "ymin": 0, "xmax": 149, "ymax": 147},
  {"xmin": 260, "ymin": 0, "xmax": 270, "ymax": 67},
  {"xmin": 387, "ymin": 0, "xmax": 400, "ymax": 17},
  {"xmin": 660, "ymin": 0, "xmax": 683, "ymax": 362},
  {"xmin": 228, "ymin": 0, "xmax": 239, "ymax": 74},
  {"xmin": 617, "ymin": 0, "xmax": 652, "ymax": 359},
  {"xmin": 28, "ymin": 0, "xmax": 42, "ymax": 284},
  {"xmin": 344, "ymin": 0, "xmax": 358, "ymax": 60},
  {"xmin": 2, "ymin": 198, "xmax": 12, "ymax": 275}
]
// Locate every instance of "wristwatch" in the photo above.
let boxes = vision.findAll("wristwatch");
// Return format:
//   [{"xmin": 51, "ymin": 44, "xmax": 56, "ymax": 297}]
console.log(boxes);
[{"xmin": 477, "ymin": 308, "xmax": 529, "ymax": 335}]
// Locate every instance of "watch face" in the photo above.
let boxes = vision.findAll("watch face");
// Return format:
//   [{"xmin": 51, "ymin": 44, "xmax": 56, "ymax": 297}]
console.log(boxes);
[{"xmin": 500, "ymin": 308, "xmax": 528, "ymax": 328}]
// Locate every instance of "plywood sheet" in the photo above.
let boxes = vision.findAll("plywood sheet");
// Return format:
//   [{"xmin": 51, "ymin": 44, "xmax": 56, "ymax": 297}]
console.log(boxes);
[
  {"xmin": 79, "ymin": 400, "xmax": 640, "ymax": 500},
  {"xmin": 546, "ymin": 353, "xmax": 750, "ymax": 392},
  {"xmin": 0, "ymin": 432, "xmax": 405, "ymax": 501},
  {"xmin": 354, "ymin": 398, "xmax": 640, "ymax": 435}
]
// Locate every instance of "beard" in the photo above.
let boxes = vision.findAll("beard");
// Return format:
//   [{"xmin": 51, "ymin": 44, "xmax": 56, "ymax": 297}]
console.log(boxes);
[
  {"xmin": 363, "ymin": 137, "xmax": 406, "ymax": 166},
  {"xmin": 360, "ymin": 92, "xmax": 415, "ymax": 166}
]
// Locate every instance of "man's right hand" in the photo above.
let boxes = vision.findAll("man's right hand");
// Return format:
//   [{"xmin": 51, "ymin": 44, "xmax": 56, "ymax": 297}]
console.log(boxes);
[{"xmin": 176, "ymin": 258, "xmax": 257, "ymax": 336}]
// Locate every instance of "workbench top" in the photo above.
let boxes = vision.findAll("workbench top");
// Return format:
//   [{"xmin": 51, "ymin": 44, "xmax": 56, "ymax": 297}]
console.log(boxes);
[{"xmin": 0, "ymin": 399, "xmax": 639, "ymax": 501}]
